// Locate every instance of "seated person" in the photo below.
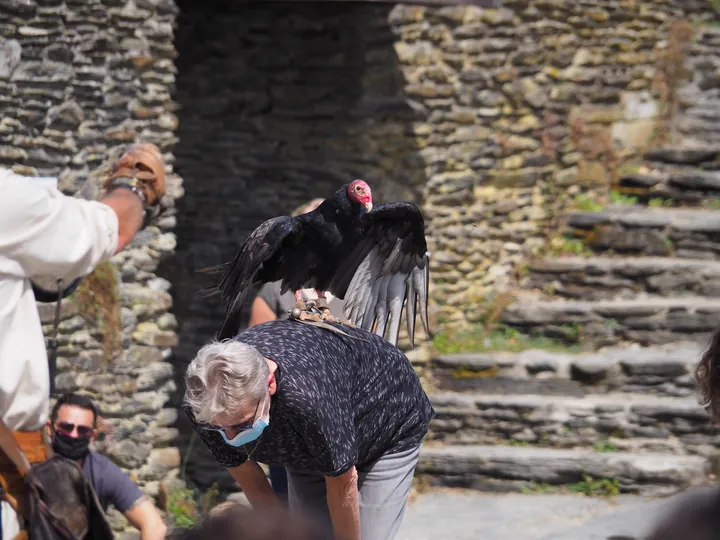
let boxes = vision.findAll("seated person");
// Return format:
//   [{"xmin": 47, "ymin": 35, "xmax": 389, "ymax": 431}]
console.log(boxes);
[{"xmin": 45, "ymin": 393, "xmax": 167, "ymax": 540}]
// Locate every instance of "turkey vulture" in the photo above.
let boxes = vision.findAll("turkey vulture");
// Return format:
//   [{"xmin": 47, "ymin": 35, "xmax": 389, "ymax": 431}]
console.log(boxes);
[{"xmin": 216, "ymin": 180, "xmax": 431, "ymax": 347}]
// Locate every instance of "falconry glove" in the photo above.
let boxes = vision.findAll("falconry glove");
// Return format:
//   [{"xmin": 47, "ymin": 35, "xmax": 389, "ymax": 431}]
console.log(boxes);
[{"xmin": 104, "ymin": 143, "xmax": 166, "ymax": 209}]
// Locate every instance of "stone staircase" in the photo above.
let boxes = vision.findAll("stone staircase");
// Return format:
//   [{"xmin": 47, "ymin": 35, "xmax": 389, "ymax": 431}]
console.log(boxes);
[
  {"xmin": 502, "ymin": 145, "xmax": 720, "ymax": 347},
  {"xmin": 414, "ymin": 145, "xmax": 720, "ymax": 498}
]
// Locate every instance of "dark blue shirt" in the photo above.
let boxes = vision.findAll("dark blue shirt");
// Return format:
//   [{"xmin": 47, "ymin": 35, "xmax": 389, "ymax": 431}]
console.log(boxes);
[
  {"xmin": 187, "ymin": 319, "xmax": 435, "ymax": 476},
  {"xmin": 82, "ymin": 451, "xmax": 145, "ymax": 513}
]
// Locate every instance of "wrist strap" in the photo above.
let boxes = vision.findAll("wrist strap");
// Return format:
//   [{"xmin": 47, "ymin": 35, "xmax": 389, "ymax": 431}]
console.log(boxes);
[{"xmin": 107, "ymin": 177, "xmax": 148, "ymax": 206}]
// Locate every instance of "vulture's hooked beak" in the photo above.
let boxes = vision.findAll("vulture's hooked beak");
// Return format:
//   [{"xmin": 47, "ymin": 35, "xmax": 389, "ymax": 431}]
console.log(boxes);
[{"xmin": 364, "ymin": 201, "xmax": 373, "ymax": 212}]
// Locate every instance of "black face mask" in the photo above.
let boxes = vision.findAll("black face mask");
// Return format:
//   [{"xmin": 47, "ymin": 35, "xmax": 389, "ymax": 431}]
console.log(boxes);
[{"xmin": 52, "ymin": 431, "xmax": 91, "ymax": 460}]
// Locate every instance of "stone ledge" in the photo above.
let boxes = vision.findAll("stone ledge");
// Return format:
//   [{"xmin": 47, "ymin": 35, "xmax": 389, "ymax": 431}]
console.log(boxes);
[
  {"xmin": 644, "ymin": 146, "xmax": 720, "ymax": 166},
  {"xmin": 524, "ymin": 256, "xmax": 720, "ymax": 300},
  {"xmin": 528, "ymin": 256, "xmax": 720, "ymax": 275},
  {"xmin": 502, "ymin": 294, "xmax": 720, "ymax": 322},
  {"xmin": 416, "ymin": 444, "xmax": 711, "ymax": 496},
  {"xmin": 498, "ymin": 294, "xmax": 720, "ymax": 346},
  {"xmin": 568, "ymin": 207, "xmax": 720, "ymax": 233},
  {"xmin": 430, "ymin": 342, "xmax": 704, "ymax": 396},
  {"xmin": 428, "ymin": 391, "xmax": 718, "ymax": 452},
  {"xmin": 617, "ymin": 170, "xmax": 720, "ymax": 206}
]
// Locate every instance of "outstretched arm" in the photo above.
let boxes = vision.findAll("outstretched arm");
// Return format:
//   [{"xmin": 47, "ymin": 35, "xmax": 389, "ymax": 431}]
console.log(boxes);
[
  {"xmin": 99, "ymin": 188, "xmax": 144, "ymax": 254},
  {"xmin": 0, "ymin": 144, "xmax": 165, "ymax": 281}
]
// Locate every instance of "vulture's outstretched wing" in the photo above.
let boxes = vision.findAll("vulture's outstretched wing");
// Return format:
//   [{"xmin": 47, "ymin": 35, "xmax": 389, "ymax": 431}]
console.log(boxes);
[
  {"xmin": 330, "ymin": 202, "xmax": 431, "ymax": 347},
  {"xmin": 217, "ymin": 216, "xmax": 302, "ymax": 339}
]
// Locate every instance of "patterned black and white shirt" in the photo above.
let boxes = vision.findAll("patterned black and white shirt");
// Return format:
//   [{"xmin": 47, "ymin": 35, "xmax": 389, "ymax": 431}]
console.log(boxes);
[{"xmin": 185, "ymin": 319, "xmax": 435, "ymax": 477}]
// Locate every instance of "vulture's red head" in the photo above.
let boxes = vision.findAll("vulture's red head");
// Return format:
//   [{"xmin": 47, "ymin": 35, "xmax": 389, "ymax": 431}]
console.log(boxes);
[{"xmin": 348, "ymin": 180, "xmax": 373, "ymax": 212}]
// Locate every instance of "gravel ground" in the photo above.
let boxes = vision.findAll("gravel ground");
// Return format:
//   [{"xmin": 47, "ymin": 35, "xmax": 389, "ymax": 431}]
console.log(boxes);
[{"xmin": 395, "ymin": 489, "xmax": 691, "ymax": 540}]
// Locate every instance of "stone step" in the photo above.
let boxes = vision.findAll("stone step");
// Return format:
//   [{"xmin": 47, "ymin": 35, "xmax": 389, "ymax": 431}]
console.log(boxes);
[
  {"xmin": 643, "ymin": 146, "xmax": 720, "ymax": 166},
  {"xmin": 617, "ymin": 168, "xmax": 720, "ymax": 207},
  {"xmin": 430, "ymin": 342, "xmax": 703, "ymax": 396},
  {"xmin": 522, "ymin": 256, "xmax": 720, "ymax": 300},
  {"xmin": 428, "ymin": 391, "xmax": 718, "ymax": 454},
  {"xmin": 499, "ymin": 293, "xmax": 720, "ymax": 346},
  {"xmin": 416, "ymin": 444, "xmax": 712, "ymax": 497},
  {"xmin": 566, "ymin": 207, "xmax": 720, "ymax": 259},
  {"xmin": 619, "ymin": 170, "xmax": 720, "ymax": 192}
]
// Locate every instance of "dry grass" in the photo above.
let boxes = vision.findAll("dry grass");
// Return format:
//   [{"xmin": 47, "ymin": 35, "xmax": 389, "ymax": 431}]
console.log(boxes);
[{"xmin": 73, "ymin": 260, "xmax": 122, "ymax": 364}]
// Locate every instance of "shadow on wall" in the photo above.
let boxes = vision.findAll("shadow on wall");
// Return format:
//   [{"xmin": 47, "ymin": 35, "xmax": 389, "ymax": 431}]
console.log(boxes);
[{"xmin": 159, "ymin": 0, "xmax": 426, "ymax": 493}]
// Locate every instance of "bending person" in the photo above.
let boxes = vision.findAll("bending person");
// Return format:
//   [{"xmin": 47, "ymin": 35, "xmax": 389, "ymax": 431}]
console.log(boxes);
[
  {"xmin": 247, "ymin": 198, "xmax": 345, "ymax": 502},
  {"xmin": 183, "ymin": 319, "xmax": 434, "ymax": 540}
]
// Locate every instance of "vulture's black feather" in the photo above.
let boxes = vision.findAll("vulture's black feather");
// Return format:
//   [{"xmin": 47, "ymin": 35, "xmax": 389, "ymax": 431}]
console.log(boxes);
[{"xmin": 216, "ymin": 183, "xmax": 430, "ymax": 347}]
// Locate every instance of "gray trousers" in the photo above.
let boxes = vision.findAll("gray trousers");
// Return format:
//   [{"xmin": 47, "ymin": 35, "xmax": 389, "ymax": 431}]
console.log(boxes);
[{"xmin": 287, "ymin": 444, "xmax": 421, "ymax": 540}]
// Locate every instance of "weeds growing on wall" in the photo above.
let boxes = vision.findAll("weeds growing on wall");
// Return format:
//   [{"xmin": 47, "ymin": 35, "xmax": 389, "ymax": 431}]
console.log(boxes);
[
  {"xmin": 568, "ymin": 115, "xmax": 621, "ymax": 206},
  {"xmin": 652, "ymin": 19, "xmax": 695, "ymax": 145},
  {"xmin": 166, "ymin": 488, "xmax": 200, "ymax": 529},
  {"xmin": 73, "ymin": 260, "xmax": 122, "ymax": 364}
]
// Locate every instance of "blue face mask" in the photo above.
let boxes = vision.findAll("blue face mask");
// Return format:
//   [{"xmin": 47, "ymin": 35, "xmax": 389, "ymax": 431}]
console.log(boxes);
[{"xmin": 220, "ymin": 397, "xmax": 269, "ymax": 447}]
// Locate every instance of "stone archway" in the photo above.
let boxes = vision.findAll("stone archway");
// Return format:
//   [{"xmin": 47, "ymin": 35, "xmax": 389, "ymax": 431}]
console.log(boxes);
[{"xmin": 163, "ymin": 0, "xmax": 428, "ymax": 492}]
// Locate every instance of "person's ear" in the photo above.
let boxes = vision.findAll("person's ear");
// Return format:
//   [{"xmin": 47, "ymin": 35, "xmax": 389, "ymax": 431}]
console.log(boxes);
[{"xmin": 268, "ymin": 373, "xmax": 277, "ymax": 396}]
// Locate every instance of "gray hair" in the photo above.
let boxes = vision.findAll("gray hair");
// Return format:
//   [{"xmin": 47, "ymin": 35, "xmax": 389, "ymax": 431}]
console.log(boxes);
[{"xmin": 184, "ymin": 340, "xmax": 269, "ymax": 423}]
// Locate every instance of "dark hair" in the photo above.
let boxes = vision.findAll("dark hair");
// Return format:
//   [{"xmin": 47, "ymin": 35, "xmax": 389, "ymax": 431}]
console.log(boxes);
[
  {"xmin": 695, "ymin": 328, "xmax": 720, "ymax": 423},
  {"xmin": 645, "ymin": 486, "xmax": 720, "ymax": 540},
  {"xmin": 176, "ymin": 504, "xmax": 331, "ymax": 540},
  {"xmin": 50, "ymin": 393, "xmax": 98, "ymax": 427}
]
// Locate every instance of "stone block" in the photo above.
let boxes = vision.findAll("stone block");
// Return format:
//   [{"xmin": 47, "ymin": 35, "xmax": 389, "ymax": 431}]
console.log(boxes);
[
  {"xmin": 571, "ymin": 356, "xmax": 615, "ymax": 384},
  {"xmin": 417, "ymin": 445, "xmax": 710, "ymax": 494}
]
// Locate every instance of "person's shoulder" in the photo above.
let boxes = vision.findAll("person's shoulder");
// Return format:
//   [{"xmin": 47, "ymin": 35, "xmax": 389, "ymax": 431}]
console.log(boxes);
[
  {"xmin": 89, "ymin": 451, "xmax": 128, "ymax": 475},
  {"xmin": 258, "ymin": 281, "xmax": 280, "ymax": 296}
]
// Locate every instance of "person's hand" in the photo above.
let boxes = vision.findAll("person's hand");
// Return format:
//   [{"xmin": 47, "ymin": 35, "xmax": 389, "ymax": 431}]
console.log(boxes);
[{"xmin": 104, "ymin": 143, "xmax": 166, "ymax": 207}]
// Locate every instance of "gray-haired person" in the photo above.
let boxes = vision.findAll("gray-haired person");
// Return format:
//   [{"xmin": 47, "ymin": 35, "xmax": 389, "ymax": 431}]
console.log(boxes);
[{"xmin": 183, "ymin": 319, "xmax": 435, "ymax": 540}]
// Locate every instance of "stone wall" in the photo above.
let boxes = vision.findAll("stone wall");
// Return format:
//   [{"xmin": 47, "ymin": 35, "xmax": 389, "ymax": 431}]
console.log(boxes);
[
  {"xmin": 168, "ymin": 0, "xmax": 720, "ymax": 491},
  {"xmin": 167, "ymin": 0, "xmax": 429, "ymax": 492},
  {"xmin": 396, "ymin": 0, "xmax": 720, "ymax": 329},
  {"xmin": 5, "ymin": 0, "xmax": 719, "ymax": 522},
  {"xmin": 172, "ymin": 0, "xmax": 720, "ymax": 346},
  {"xmin": 0, "ymin": 0, "xmax": 182, "ymax": 534}
]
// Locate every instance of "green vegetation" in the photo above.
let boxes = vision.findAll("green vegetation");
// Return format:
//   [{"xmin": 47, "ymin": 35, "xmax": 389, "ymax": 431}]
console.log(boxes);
[
  {"xmin": 433, "ymin": 325, "xmax": 582, "ymax": 356},
  {"xmin": 547, "ymin": 235, "xmax": 594, "ymax": 257},
  {"xmin": 508, "ymin": 439, "xmax": 530, "ymax": 447},
  {"xmin": 648, "ymin": 197, "xmax": 673, "ymax": 208},
  {"xmin": 617, "ymin": 162, "xmax": 642, "ymax": 176},
  {"xmin": 521, "ymin": 475, "xmax": 620, "ymax": 497},
  {"xmin": 571, "ymin": 193, "xmax": 604, "ymax": 212},
  {"xmin": 593, "ymin": 440, "xmax": 618, "ymax": 453},
  {"xmin": 568, "ymin": 475, "xmax": 620, "ymax": 497},
  {"xmin": 609, "ymin": 190, "xmax": 638, "ymax": 205},
  {"xmin": 663, "ymin": 235, "xmax": 674, "ymax": 253},
  {"xmin": 520, "ymin": 481, "xmax": 555, "ymax": 494},
  {"xmin": 165, "ymin": 483, "xmax": 221, "ymax": 530},
  {"xmin": 603, "ymin": 318, "xmax": 619, "ymax": 329},
  {"xmin": 166, "ymin": 488, "xmax": 200, "ymax": 529},
  {"xmin": 559, "ymin": 322, "xmax": 583, "ymax": 342}
]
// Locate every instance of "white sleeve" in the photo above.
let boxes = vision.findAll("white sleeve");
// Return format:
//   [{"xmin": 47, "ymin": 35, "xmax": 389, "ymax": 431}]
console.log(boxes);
[{"xmin": 0, "ymin": 170, "xmax": 119, "ymax": 281}]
